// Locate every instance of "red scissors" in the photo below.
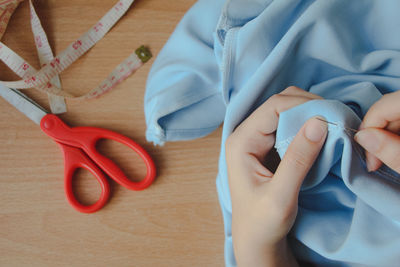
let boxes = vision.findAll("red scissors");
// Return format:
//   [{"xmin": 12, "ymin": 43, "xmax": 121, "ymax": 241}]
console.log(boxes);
[{"xmin": 0, "ymin": 85, "xmax": 156, "ymax": 213}]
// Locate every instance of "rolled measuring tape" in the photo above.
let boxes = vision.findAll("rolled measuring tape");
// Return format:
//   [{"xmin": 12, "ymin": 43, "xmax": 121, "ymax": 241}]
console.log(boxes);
[{"xmin": 0, "ymin": 0, "xmax": 151, "ymax": 113}]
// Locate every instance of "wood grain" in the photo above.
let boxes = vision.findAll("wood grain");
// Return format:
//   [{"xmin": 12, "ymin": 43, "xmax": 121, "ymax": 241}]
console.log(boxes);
[{"xmin": 0, "ymin": 1, "xmax": 225, "ymax": 266}]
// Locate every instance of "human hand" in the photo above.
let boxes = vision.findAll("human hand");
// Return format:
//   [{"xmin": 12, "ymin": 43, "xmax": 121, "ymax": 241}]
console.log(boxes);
[
  {"xmin": 354, "ymin": 91, "xmax": 400, "ymax": 173},
  {"xmin": 225, "ymin": 87, "xmax": 327, "ymax": 267}
]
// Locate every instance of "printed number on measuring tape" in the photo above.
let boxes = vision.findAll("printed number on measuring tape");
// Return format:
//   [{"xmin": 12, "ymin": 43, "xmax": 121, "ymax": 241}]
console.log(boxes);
[{"xmin": 0, "ymin": 0, "xmax": 151, "ymax": 114}]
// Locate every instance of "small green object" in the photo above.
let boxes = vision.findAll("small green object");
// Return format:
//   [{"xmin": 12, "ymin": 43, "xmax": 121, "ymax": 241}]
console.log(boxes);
[{"xmin": 135, "ymin": 45, "xmax": 152, "ymax": 63}]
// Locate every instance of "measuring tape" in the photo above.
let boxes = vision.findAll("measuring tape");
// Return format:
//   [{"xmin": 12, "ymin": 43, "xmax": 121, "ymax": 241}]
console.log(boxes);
[
  {"xmin": 0, "ymin": 0, "xmax": 23, "ymax": 39},
  {"xmin": 0, "ymin": 0, "xmax": 151, "ymax": 113}
]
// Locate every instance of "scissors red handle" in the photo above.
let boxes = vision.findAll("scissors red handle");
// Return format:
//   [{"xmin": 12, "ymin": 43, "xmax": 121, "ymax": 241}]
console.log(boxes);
[
  {"xmin": 40, "ymin": 114, "xmax": 156, "ymax": 213},
  {"xmin": 58, "ymin": 143, "xmax": 110, "ymax": 213}
]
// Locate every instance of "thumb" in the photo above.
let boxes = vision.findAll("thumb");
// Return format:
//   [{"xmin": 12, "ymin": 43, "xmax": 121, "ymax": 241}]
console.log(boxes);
[
  {"xmin": 355, "ymin": 128, "xmax": 400, "ymax": 174},
  {"xmin": 273, "ymin": 117, "xmax": 327, "ymax": 198}
]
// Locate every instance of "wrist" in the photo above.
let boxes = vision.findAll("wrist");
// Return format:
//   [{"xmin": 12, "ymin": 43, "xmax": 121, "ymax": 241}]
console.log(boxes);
[{"xmin": 235, "ymin": 238, "xmax": 299, "ymax": 267}]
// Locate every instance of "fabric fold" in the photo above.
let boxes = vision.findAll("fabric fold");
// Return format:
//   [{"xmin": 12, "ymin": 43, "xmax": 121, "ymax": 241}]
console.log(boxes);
[{"xmin": 144, "ymin": 0, "xmax": 226, "ymax": 145}]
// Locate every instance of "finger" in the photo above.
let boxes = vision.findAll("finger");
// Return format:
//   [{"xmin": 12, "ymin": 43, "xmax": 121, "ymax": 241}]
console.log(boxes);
[
  {"xmin": 279, "ymin": 86, "xmax": 323, "ymax": 99},
  {"xmin": 226, "ymin": 132, "xmax": 275, "ymax": 177},
  {"xmin": 226, "ymin": 94, "xmax": 315, "ymax": 191},
  {"xmin": 364, "ymin": 151, "xmax": 383, "ymax": 172},
  {"xmin": 355, "ymin": 128, "xmax": 400, "ymax": 173},
  {"xmin": 272, "ymin": 117, "xmax": 327, "ymax": 199},
  {"xmin": 386, "ymin": 120, "xmax": 400, "ymax": 134},
  {"xmin": 361, "ymin": 91, "xmax": 400, "ymax": 129},
  {"xmin": 234, "ymin": 94, "xmax": 313, "ymax": 160},
  {"xmin": 226, "ymin": 130, "xmax": 274, "ymax": 196}
]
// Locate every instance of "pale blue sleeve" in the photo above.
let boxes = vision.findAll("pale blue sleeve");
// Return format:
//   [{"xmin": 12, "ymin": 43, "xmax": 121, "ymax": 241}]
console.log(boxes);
[{"xmin": 144, "ymin": 0, "xmax": 226, "ymax": 145}]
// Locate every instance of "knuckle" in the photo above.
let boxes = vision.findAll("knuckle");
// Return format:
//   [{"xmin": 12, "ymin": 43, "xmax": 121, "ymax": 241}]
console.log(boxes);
[{"xmin": 285, "ymin": 149, "xmax": 312, "ymax": 170}]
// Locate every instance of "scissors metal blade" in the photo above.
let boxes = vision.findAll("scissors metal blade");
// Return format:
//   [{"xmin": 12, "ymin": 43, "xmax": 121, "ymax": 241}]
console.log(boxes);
[
  {"xmin": 316, "ymin": 118, "xmax": 358, "ymax": 134},
  {"xmin": 0, "ymin": 84, "xmax": 48, "ymax": 125}
]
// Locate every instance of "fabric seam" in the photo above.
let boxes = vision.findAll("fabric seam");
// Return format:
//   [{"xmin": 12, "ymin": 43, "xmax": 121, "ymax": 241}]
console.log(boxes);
[{"xmin": 275, "ymin": 123, "xmax": 400, "ymax": 184}]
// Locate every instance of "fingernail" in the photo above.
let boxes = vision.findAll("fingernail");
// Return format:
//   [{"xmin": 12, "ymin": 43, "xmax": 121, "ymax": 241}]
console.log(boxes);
[
  {"xmin": 305, "ymin": 117, "xmax": 327, "ymax": 143},
  {"xmin": 354, "ymin": 130, "xmax": 380, "ymax": 153},
  {"xmin": 365, "ymin": 154, "xmax": 377, "ymax": 172},
  {"xmin": 367, "ymin": 154, "xmax": 383, "ymax": 172}
]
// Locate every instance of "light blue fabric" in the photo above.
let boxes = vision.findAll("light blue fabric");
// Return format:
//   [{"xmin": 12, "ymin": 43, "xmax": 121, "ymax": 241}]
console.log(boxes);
[
  {"xmin": 144, "ymin": 0, "xmax": 400, "ymax": 266},
  {"xmin": 276, "ymin": 99, "xmax": 400, "ymax": 266}
]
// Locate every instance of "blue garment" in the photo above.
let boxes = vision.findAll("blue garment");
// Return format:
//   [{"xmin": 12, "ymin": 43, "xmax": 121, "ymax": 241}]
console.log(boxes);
[{"xmin": 144, "ymin": 0, "xmax": 400, "ymax": 266}]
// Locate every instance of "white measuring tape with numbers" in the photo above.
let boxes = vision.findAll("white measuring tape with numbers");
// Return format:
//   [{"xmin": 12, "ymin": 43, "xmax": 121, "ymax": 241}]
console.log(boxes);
[{"xmin": 0, "ymin": 0, "xmax": 151, "ymax": 113}]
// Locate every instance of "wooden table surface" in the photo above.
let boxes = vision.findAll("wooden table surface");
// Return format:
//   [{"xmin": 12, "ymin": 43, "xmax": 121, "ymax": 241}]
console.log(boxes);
[{"xmin": 0, "ymin": 1, "xmax": 224, "ymax": 266}]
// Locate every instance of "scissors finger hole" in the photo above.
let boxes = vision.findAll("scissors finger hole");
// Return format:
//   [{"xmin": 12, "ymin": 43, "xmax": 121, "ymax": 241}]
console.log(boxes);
[
  {"xmin": 96, "ymin": 139, "xmax": 148, "ymax": 183},
  {"xmin": 72, "ymin": 168, "xmax": 102, "ymax": 205}
]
